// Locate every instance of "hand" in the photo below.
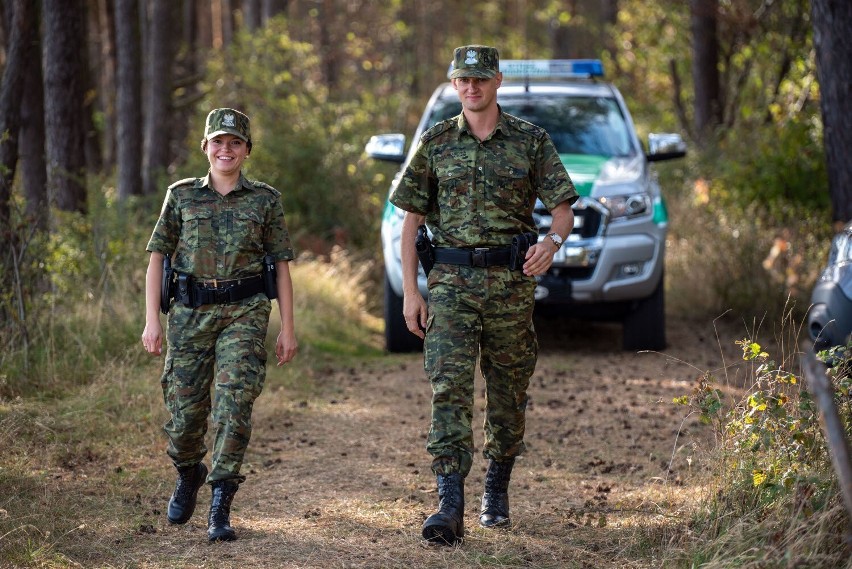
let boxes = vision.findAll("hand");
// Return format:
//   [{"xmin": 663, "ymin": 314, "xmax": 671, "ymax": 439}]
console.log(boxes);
[
  {"xmin": 276, "ymin": 331, "xmax": 298, "ymax": 366},
  {"xmin": 522, "ymin": 241, "xmax": 557, "ymax": 276},
  {"xmin": 403, "ymin": 292, "xmax": 428, "ymax": 339},
  {"xmin": 141, "ymin": 322, "xmax": 163, "ymax": 356}
]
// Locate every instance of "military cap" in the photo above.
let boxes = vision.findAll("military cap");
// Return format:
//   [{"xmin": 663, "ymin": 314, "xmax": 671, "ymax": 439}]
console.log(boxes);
[
  {"xmin": 204, "ymin": 108, "xmax": 251, "ymax": 143},
  {"xmin": 450, "ymin": 45, "xmax": 500, "ymax": 79}
]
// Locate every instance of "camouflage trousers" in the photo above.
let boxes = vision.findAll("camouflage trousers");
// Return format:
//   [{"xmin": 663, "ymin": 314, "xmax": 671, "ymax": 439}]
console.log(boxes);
[
  {"xmin": 424, "ymin": 264, "xmax": 538, "ymax": 477},
  {"xmin": 161, "ymin": 293, "xmax": 270, "ymax": 484}
]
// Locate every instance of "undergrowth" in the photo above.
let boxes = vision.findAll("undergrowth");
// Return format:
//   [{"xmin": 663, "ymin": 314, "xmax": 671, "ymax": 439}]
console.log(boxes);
[{"xmin": 673, "ymin": 313, "xmax": 852, "ymax": 568}]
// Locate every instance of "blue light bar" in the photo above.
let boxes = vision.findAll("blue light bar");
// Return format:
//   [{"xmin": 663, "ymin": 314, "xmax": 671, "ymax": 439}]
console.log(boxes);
[{"xmin": 500, "ymin": 59, "xmax": 604, "ymax": 79}]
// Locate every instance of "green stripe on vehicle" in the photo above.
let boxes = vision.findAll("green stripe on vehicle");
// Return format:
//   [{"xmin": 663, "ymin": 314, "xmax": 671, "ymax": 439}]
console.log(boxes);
[
  {"xmin": 653, "ymin": 196, "xmax": 668, "ymax": 224},
  {"xmin": 559, "ymin": 154, "xmax": 608, "ymax": 197}
]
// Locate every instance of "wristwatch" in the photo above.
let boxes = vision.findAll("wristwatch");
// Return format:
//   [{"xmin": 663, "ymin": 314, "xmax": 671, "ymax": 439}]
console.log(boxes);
[{"xmin": 546, "ymin": 232, "xmax": 563, "ymax": 250}]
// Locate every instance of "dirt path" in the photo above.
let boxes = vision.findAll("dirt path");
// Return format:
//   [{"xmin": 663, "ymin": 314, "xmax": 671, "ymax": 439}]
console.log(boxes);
[{"xmin": 123, "ymin": 316, "xmax": 748, "ymax": 568}]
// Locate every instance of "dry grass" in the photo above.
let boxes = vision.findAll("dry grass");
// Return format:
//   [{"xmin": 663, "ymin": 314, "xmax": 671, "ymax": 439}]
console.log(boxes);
[{"xmin": 2, "ymin": 247, "xmax": 849, "ymax": 568}]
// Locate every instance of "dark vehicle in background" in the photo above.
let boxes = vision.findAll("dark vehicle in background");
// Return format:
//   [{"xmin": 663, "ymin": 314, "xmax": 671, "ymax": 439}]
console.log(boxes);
[
  {"xmin": 366, "ymin": 60, "xmax": 687, "ymax": 353},
  {"xmin": 808, "ymin": 222, "xmax": 852, "ymax": 351}
]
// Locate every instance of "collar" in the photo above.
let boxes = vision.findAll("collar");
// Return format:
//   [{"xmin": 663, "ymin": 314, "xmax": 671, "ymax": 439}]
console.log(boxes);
[
  {"xmin": 199, "ymin": 172, "xmax": 253, "ymax": 193},
  {"xmin": 455, "ymin": 104, "xmax": 508, "ymax": 141}
]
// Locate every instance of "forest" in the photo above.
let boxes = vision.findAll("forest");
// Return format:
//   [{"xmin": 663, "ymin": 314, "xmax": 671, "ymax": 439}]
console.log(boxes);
[{"xmin": 2, "ymin": 1, "xmax": 852, "ymax": 567}]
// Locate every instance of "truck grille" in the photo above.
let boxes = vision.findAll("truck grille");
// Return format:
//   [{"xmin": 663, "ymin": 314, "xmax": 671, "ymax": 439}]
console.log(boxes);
[{"xmin": 534, "ymin": 197, "xmax": 607, "ymax": 239}]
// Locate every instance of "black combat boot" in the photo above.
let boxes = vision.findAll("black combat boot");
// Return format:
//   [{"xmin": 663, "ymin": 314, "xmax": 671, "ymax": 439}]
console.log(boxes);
[
  {"xmin": 207, "ymin": 480, "xmax": 239, "ymax": 542},
  {"xmin": 479, "ymin": 458, "xmax": 514, "ymax": 528},
  {"xmin": 167, "ymin": 462, "xmax": 208, "ymax": 525},
  {"xmin": 422, "ymin": 472, "xmax": 465, "ymax": 545}
]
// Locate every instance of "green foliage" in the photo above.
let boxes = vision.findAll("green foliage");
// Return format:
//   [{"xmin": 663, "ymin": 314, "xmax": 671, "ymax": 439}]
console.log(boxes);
[
  {"xmin": 182, "ymin": 19, "xmax": 392, "ymax": 251},
  {"xmin": 707, "ymin": 116, "xmax": 829, "ymax": 221},
  {"xmin": 675, "ymin": 335, "xmax": 851, "ymax": 565}
]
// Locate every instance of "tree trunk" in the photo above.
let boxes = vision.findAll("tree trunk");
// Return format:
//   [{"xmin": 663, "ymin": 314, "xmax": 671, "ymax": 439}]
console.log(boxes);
[
  {"xmin": 142, "ymin": 0, "xmax": 174, "ymax": 196},
  {"xmin": 20, "ymin": 3, "xmax": 47, "ymax": 228},
  {"xmin": 812, "ymin": 0, "xmax": 852, "ymax": 224},
  {"xmin": 0, "ymin": 0, "xmax": 35, "ymax": 229},
  {"xmin": 42, "ymin": 0, "xmax": 88, "ymax": 214},
  {"xmin": 95, "ymin": 0, "xmax": 117, "ymax": 170},
  {"xmin": 115, "ymin": 0, "xmax": 143, "ymax": 199},
  {"xmin": 262, "ymin": 0, "xmax": 288, "ymax": 24},
  {"xmin": 690, "ymin": 0, "xmax": 722, "ymax": 144},
  {"xmin": 243, "ymin": 0, "xmax": 262, "ymax": 30}
]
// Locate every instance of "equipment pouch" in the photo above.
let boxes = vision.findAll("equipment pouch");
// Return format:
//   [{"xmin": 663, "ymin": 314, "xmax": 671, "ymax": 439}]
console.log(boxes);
[
  {"xmin": 263, "ymin": 253, "xmax": 278, "ymax": 299},
  {"xmin": 510, "ymin": 232, "xmax": 539, "ymax": 271},
  {"xmin": 160, "ymin": 255, "xmax": 174, "ymax": 314},
  {"xmin": 177, "ymin": 272, "xmax": 193, "ymax": 307},
  {"xmin": 415, "ymin": 225, "xmax": 435, "ymax": 276}
]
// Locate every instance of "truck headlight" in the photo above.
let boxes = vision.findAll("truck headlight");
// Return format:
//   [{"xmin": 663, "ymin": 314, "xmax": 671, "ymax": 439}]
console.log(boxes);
[{"xmin": 599, "ymin": 193, "xmax": 651, "ymax": 219}]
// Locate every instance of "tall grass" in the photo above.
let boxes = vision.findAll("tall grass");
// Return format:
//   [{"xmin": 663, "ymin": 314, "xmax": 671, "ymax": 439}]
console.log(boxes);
[
  {"xmin": 671, "ymin": 307, "xmax": 852, "ymax": 568},
  {"xmin": 0, "ymin": 226, "xmax": 384, "ymax": 569}
]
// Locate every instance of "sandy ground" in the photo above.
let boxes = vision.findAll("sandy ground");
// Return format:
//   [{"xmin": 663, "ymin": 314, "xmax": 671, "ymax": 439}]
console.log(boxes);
[{"xmin": 116, "ymin": 314, "xmax": 752, "ymax": 569}]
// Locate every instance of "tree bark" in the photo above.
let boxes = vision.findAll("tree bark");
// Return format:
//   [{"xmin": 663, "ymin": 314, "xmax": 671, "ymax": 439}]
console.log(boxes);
[
  {"xmin": 690, "ymin": 0, "xmax": 721, "ymax": 144},
  {"xmin": 115, "ymin": 0, "xmax": 143, "ymax": 199},
  {"xmin": 811, "ymin": 0, "xmax": 852, "ymax": 224},
  {"xmin": 19, "ymin": 3, "xmax": 47, "ymax": 228},
  {"xmin": 142, "ymin": 0, "xmax": 174, "ymax": 196},
  {"xmin": 95, "ymin": 0, "xmax": 117, "ymax": 170},
  {"xmin": 43, "ymin": 0, "xmax": 88, "ymax": 214},
  {"xmin": 243, "ymin": 0, "xmax": 262, "ymax": 30},
  {"xmin": 0, "ymin": 0, "xmax": 35, "ymax": 229}
]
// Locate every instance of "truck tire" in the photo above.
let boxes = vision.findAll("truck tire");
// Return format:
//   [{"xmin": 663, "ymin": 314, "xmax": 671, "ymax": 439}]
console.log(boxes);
[
  {"xmin": 622, "ymin": 272, "xmax": 666, "ymax": 351},
  {"xmin": 384, "ymin": 274, "xmax": 424, "ymax": 353}
]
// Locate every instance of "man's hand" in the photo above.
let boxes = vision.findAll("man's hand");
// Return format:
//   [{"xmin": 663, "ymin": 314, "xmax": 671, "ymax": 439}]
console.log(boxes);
[
  {"xmin": 523, "ymin": 200, "xmax": 574, "ymax": 276},
  {"xmin": 522, "ymin": 240, "xmax": 558, "ymax": 276}
]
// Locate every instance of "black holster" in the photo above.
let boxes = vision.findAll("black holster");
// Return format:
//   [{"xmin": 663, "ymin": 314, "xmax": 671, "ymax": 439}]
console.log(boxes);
[
  {"xmin": 263, "ymin": 254, "xmax": 278, "ymax": 299},
  {"xmin": 415, "ymin": 225, "xmax": 435, "ymax": 276},
  {"xmin": 160, "ymin": 255, "xmax": 175, "ymax": 314},
  {"xmin": 509, "ymin": 232, "xmax": 539, "ymax": 271}
]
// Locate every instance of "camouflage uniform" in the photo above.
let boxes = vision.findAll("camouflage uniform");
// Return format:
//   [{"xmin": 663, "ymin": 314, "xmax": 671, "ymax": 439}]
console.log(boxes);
[
  {"xmin": 147, "ymin": 172, "xmax": 294, "ymax": 484},
  {"xmin": 390, "ymin": 109, "xmax": 578, "ymax": 478}
]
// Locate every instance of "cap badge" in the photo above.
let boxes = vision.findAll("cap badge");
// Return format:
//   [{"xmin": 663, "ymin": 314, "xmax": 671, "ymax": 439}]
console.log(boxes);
[
  {"xmin": 223, "ymin": 113, "xmax": 236, "ymax": 127},
  {"xmin": 465, "ymin": 50, "xmax": 478, "ymax": 65}
]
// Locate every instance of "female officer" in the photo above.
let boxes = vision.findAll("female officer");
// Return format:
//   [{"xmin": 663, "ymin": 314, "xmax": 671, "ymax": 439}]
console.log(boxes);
[{"xmin": 141, "ymin": 108, "xmax": 297, "ymax": 542}]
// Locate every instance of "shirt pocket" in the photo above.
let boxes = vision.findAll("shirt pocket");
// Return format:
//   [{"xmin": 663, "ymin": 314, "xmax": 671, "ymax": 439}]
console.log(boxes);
[
  {"xmin": 232, "ymin": 209, "xmax": 265, "ymax": 252},
  {"xmin": 492, "ymin": 164, "xmax": 530, "ymax": 211},
  {"xmin": 434, "ymin": 163, "xmax": 469, "ymax": 210},
  {"xmin": 181, "ymin": 207, "xmax": 214, "ymax": 251}
]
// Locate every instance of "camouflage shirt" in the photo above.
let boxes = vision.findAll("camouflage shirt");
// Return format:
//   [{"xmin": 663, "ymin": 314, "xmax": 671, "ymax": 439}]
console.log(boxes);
[
  {"xmin": 146, "ymin": 173, "xmax": 294, "ymax": 279},
  {"xmin": 389, "ymin": 109, "xmax": 578, "ymax": 248}
]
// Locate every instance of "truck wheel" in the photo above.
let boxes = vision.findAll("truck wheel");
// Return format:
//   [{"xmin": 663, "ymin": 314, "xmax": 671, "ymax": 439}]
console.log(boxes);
[
  {"xmin": 622, "ymin": 273, "xmax": 666, "ymax": 351},
  {"xmin": 384, "ymin": 274, "xmax": 424, "ymax": 353}
]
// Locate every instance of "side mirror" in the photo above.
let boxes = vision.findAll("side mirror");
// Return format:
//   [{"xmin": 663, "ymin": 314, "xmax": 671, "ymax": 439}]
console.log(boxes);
[
  {"xmin": 647, "ymin": 133, "xmax": 687, "ymax": 162},
  {"xmin": 365, "ymin": 134, "xmax": 406, "ymax": 163}
]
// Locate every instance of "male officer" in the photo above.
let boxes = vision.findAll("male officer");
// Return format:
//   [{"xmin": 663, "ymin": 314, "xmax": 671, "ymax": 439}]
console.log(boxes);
[{"xmin": 390, "ymin": 45, "xmax": 578, "ymax": 544}]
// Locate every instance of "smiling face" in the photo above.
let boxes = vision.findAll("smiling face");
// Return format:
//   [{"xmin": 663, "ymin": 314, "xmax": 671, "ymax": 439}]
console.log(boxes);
[
  {"xmin": 205, "ymin": 134, "xmax": 250, "ymax": 176},
  {"xmin": 452, "ymin": 73, "xmax": 503, "ymax": 113}
]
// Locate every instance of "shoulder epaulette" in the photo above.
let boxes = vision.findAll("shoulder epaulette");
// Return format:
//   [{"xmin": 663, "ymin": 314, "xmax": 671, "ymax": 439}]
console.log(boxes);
[
  {"xmin": 251, "ymin": 180, "xmax": 281, "ymax": 197},
  {"xmin": 421, "ymin": 119, "xmax": 453, "ymax": 143},
  {"xmin": 167, "ymin": 177, "xmax": 199, "ymax": 191},
  {"xmin": 505, "ymin": 114, "xmax": 546, "ymax": 138}
]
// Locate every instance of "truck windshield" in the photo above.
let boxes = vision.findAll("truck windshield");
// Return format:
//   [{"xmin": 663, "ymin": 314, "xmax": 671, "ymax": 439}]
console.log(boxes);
[{"xmin": 427, "ymin": 95, "xmax": 635, "ymax": 158}]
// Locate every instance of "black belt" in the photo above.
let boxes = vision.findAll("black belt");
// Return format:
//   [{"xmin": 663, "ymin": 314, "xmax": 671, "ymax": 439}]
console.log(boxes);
[
  {"xmin": 185, "ymin": 274, "xmax": 264, "ymax": 307},
  {"xmin": 433, "ymin": 247, "xmax": 512, "ymax": 267}
]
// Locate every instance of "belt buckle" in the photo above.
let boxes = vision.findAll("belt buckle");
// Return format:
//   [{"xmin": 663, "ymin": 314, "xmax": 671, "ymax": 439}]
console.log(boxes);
[{"xmin": 472, "ymin": 248, "xmax": 488, "ymax": 268}]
